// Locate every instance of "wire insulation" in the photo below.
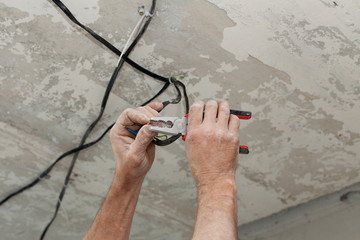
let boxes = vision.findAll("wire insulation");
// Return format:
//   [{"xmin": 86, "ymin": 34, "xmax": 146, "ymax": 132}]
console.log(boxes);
[
  {"xmin": 51, "ymin": 0, "xmax": 168, "ymax": 82},
  {"xmin": 0, "ymin": 2, "xmax": 190, "ymax": 239},
  {"xmin": 39, "ymin": 2, "xmax": 158, "ymax": 238}
]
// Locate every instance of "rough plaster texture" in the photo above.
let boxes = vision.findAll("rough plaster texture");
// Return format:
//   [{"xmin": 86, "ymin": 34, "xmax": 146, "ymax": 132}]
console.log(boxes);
[
  {"xmin": 0, "ymin": 0, "xmax": 359, "ymax": 239},
  {"xmin": 238, "ymin": 182, "xmax": 360, "ymax": 240}
]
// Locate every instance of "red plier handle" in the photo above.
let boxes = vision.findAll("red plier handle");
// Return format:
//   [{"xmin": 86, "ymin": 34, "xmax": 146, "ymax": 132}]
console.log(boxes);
[{"xmin": 182, "ymin": 110, "xmax": 252, "ymax": 154}]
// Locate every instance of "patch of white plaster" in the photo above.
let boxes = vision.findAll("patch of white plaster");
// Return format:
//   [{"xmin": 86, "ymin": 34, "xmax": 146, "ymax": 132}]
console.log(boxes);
[
  {"xmin": 131, "ymin": 41, "xmax": 175, "ymax": 70},
  {"xmin": 215, "ymin": 62, "xmax": 238, "ymax": 73},
  {"xmin": 60, "ymin": 0, "xmax": 101, "ymax": 24},
  {"xmin": 10, "ymin": 42, "xmax": 32, "ymax": 62},
  {"xmin": 200, "ymin": 54, "xmax": 210, "ymax": 59},
  {"xmin": 190, "ymin": 73, "xmax": 221, "ymax": 100},
  {"xmin": 1, "ymin": 0, "xmax": 101, "ymax": 33}
]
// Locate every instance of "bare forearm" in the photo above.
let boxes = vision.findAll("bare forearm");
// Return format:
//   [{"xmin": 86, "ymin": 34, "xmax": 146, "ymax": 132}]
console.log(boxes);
[
  {"xmin": 193, "ymin": 177, "xmax": 238, "ymax": 240},
  {"xmin": 84, "ymin": 174, "xmax": 144, "ymax": 240}
]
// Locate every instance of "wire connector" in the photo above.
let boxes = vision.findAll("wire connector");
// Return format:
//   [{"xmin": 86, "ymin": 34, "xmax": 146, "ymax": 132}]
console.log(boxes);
[
  {"xmin": 138, "ymin": 6, "xmax": 145, "ymax": 16},
  {"xmin": 138, "ymin": 6, "xmax": 153, "ymax": 17},
  {"xmin": 144, "ymin": 11, "xmax": 153, "ymax": 17}
]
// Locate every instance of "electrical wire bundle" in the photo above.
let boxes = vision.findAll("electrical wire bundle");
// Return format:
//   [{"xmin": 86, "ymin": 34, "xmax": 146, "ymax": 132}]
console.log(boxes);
[{"xmin": 0, "ymin": 0, "xmax": 189, "ymax": 239}]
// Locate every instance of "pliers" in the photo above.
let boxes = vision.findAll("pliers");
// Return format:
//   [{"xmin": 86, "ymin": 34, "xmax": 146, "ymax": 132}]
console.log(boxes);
[{"xmin": 150, "ymin": 110, "xmax": 252, "ymax": 154}]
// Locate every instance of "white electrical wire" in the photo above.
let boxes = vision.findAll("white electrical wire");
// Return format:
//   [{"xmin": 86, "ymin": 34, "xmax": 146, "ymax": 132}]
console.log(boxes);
[{"xmin": 116, "ymin": 14, "xmax": 147, "ymax": 66}]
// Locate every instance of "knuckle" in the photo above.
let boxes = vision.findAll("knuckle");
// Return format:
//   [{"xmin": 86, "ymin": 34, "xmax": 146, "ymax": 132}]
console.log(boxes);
[
  {"xmin": 121, "ymin": 108, "xmax": 133, "ymax": 119},
  {"xmin": 207, "ymin": 99, "xmax": 217, "ymax": 104},
  {"xmin": 219, "ymin": 101, "xmax": 230, "ymax": 111},
  {"xmin": 136, "ymin": 106, "xmax": 145, "ymax": 112},
  {"xmin": 219, "ymin": 116, "xmax": 229, "ymax": 123},
  {"xmin": 123, "ymin": 108, "xmax": 132, "ymax": 114},
  {"xmin": 145, "ymin": 105, "xmax": 160, "ymax": 117},
  {"xmin": 191, "ymin": 102, "xmax": 204, "ymax": 110},
  {"xmin": 231, "ymin": 114, "xmax": 239, "ymax": 121},
  {"xmin": 215, "ymin": 130, "xmax": 226, "ymax": 139},
  {"xmin": 228, "ymin": 132, "xmax": 239, "ymax": 144},
  {"xmin": 219, "ymin": 106, "xmax": 229, "ymax": 113},
  {"xmin": 206, "ymin": 100, "xmax": 217, "ymax": 107},
  {"xmin": 218, "ymin": 99, "xmax": 228, "ymax": 105}
]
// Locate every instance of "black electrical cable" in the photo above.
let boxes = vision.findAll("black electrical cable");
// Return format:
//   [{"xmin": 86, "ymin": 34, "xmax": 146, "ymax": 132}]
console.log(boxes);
[
  {"xmin": 152, "ymin": 78, "xmax": 190, "ymax": 146},
  {"xmin": 159, "ymin": 78, "xmax": 182, "ymax": 109},
  {"xmin": 174, "ymin": 79, "xmax": 190, "ymax": 113},
  {"xmin": 0, "ymin": 81, "xmax": 171, "ymax": 207},
  {"xmin": 1, "ymin": 1, "xmax": 191, "ymax": 238},
  {"xmin": 50, "ymin": 0, "xmax": 191, "ymax": 149},
  {"xmin": 1, "ymin": 1, "xmax": 189, "ymax": 208},
  {"xmin": 39, "ymin": 2, "xmax": 158, "ymax": 239},
  {"xmin": 51, "ymin": 0, "xmax": 168, "ymax": 83},
  {"xmin": 50, "ymin": 0, "xmax": 192, "ymax": 150}
]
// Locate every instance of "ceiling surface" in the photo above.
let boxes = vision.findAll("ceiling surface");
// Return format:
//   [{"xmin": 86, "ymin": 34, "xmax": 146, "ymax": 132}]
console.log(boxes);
[{"xmin": 0, "ymin": 0, "xmax": 359, "ymax": 239}]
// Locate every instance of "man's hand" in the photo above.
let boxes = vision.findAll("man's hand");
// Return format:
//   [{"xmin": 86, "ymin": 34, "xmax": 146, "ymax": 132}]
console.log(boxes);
[
  {"xmin": 84, "ymin": 102, "xmax": 162, "ymax": 240},
  {"xmin": 110, "ymin": 102, "xmax": 163, "ymax": 183},
  {"xmin": 185, "ymin": 100, "xmax": 240, "ymax": 240},
  {"xmin": 185, "ymin": 100, "xmax": 240, "ymax": 186}
]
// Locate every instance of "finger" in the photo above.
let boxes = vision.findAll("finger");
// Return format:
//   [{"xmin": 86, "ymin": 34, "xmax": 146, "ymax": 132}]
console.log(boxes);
[
  {"xmin": 203, "ymin": 100, "xmax": 218, "ymax": 124},
  {"xmin": 187, "ymin": 101, "xmax": 204, "ymax": 131},
  {"xmin": 228, "ymin": 114, "xmax": 240, "ymax": 133},
  {"xmin": 144, "ymin": 105, "xmax": 161, "ymax": 117},
  {"xmin": 110, "ymin": 122, "xmax": 134, "ymax": 140},
  {"xmin": 114, "ymin": 104, "xmax": 162, "ymax": 138},
  {"xmin": 129, "ymin": 105, "xmax": 160, "ymax": 134},
  {"xmin": 137, "ymin": 106, "xmax": 155, "ymax": 119},
  {"xmin": 217, "ymin": 100, "xmax": 230, "ymax": 128},
  {"xmin": 127, "ymin": 124, "xmax": 141, "ymax": 132},
  {"xmin": 118, "ymin": 108, "xmax": 150, "ymax": 127},
  {"xmin": 132, "ymin": 125, "xmax": 157, "ymax": 155},
  {"xmin": 147, "ymin": 102, "xmax": 163, "ymax": 112}
]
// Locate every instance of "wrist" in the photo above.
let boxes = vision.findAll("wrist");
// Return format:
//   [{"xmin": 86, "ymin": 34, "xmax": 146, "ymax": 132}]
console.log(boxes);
[
  {"xmin": 114, "ymin": 162, "xmax": 147, "ymax": 183},
  {"xmin": 195, "ymin": 172, "xmax": 236, "ymax": 188},
  {"xmin": 111, "ymin": 171, "xmax": 145, "ymax": 195},
  {"xmin": 197, "ymin": 175, "xmax": 237, "ymax": 202}
]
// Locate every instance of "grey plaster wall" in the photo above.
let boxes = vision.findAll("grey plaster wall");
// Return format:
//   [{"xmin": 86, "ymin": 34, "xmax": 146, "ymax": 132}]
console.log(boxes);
[{"xmin": 0, "ymin": 0, "xmax": 359, "ymax": 239}]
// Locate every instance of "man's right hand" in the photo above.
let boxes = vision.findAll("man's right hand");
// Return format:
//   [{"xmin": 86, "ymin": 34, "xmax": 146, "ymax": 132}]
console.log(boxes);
[
  {"xmin": 185, "ymin": 100, "xmax": 240, "ymax": 187},
  {"xmin": 185, "ymin": 100, "xmax": 240, "ymax": 239}
]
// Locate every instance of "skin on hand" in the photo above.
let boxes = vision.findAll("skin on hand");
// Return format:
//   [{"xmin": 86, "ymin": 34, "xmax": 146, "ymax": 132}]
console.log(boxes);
[
  {"xmin": 185, "ymin": 100, "xmax": 240, "ymax": 186},
  {"xmin": 84, "ymin": 102, "xmax": 164, "ymax": 240},
  {"xmin": 85, "ymin": 100, "xmax": 239, "ymax": 240},
  {"xmin": 186, "ymin": 100, "xmax": 240, "ymax": 240},
  {"xmin": 110, "ymin": 102, "xmax": 163, "ymax": 183}
]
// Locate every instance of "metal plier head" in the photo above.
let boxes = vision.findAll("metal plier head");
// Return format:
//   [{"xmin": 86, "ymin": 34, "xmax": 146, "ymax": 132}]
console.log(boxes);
[{"xmin": 149, "ymin": 117, "xmax": 188, "ymax": 136}]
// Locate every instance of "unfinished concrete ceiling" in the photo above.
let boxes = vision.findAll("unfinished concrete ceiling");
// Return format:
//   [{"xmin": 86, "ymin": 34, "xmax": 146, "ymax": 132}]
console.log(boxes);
[{"xmin": 0, "ymin": 0, "xmax": 359, "ymax": 239}]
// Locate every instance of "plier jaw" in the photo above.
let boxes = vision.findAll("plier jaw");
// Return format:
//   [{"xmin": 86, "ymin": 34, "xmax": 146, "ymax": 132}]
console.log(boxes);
[{"xmin": 149, "ymin": 117, "xmax": 188, "ymax": 136}]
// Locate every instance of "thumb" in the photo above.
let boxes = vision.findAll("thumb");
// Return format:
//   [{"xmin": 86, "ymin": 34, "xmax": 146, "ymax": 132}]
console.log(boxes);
[{"xmin": 132, "ymin": 125, "xmax": 157, "ymax": 154}]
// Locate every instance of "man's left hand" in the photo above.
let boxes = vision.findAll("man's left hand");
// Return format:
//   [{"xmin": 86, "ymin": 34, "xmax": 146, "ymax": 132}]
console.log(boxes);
[{"xmin": 110, "ymin": 102, "xmax": 163, "ymax": 183}]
